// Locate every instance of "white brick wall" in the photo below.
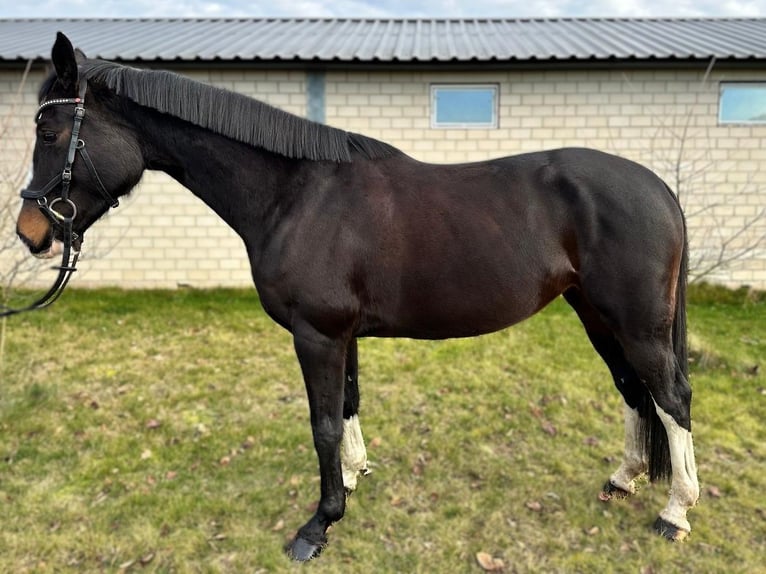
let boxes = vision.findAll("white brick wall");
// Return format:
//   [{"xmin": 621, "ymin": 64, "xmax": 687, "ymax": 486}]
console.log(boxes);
[
  {"xmin": 325, "ymin": 68, "xmax": 766, "ymax": 288},
  {"xmin": 1, "ymin": 65, "xmax": 764, "ymax": 289}
]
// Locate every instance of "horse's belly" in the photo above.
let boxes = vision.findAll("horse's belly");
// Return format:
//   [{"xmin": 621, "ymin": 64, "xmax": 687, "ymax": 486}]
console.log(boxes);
[{"xmin": 363, "ymin": 273, "xmax": 564, "ymax": 339}]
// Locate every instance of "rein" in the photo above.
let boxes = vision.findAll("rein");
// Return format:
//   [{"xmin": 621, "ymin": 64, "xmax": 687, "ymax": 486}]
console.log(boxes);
[
  {"xmin": 0, "ymin": 226, "xmax": 79, "ymax": 318},
  {"xmin": 1, "ymin": 79, "xmax": 117, "ymax": 318}
]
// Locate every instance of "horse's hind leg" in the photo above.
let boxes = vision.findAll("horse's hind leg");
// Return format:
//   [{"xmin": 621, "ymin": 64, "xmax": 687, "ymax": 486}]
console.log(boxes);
[
  {"xmin": 566, "ymin": 286, "xmax": 699, "ymax": 539},
  {"xmin": 602, "ymin": 405, "xmax": 646, "ymax": 499},
  {"xmin": 341, "ymin": 338, "xmax": 370, "ymax": 492},
  {"xmin": 572, "ymin": 282, "xmax": 699, "ymax": 539},
  {"xmin": 564, "ymin": 289, "xmax": 648, "ymax": 498},
  {"xmin": 621, "ymin": 335, "xmax": 699, "ymax": 540}
]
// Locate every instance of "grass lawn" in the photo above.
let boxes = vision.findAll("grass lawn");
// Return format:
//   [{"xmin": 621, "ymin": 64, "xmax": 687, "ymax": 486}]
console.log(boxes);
[{"xmin": 0, "ymin": 284, "xmax": 764, "ymax": 573}]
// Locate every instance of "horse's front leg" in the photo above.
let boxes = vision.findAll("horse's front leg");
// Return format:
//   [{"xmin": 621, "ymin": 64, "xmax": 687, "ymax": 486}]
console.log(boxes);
[{"xmin": 286, "ymin": 327, "xmax": 348, "ymax": 561}]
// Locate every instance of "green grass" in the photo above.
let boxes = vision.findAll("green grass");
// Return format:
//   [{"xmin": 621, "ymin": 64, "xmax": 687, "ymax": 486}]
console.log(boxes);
[{"xmin": 0, "ymin": 285, "xmax": 764, "ymax": 573}]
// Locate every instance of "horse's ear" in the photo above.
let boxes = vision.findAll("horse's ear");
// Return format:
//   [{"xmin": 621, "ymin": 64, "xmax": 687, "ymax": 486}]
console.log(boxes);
[
  {"xmin": 51, "ymin": 32, "xmax": 78, "ymax": 91},
  {"xmin": 75, "ymin": 48, "xmax": 87, "ymax": 63}
]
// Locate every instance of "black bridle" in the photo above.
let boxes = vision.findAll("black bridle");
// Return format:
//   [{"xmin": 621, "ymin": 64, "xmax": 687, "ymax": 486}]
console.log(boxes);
[{"xmin": 1, "ymin": 79, "xmax": 119, "ymax": 318}]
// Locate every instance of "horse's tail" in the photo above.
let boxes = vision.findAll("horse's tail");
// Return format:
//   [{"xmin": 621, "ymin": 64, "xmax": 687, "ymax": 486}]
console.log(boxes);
[
  {"xmin": 672, "ymin": 217, "xmax": 690, "ymax": 381},
  {"xmin": 641, "ymin": 186, "xmax": 689, "ymax": 483}
]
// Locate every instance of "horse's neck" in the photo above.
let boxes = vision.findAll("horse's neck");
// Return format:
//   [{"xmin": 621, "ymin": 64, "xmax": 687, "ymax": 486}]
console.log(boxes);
[{"xmin": 136, "ymin": 107, "xmax": 302, "ymax": 243}]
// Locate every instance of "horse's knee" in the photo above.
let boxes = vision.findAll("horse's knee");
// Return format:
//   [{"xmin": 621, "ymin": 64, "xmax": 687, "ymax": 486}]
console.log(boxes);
[{"xmin": 312, "ymin": 414, "xmax": 344, "ymax": 450}]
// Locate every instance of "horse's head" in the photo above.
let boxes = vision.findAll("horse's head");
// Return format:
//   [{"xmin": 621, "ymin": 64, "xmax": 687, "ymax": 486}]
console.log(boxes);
[{"xmin": 16, "ymin": 32, "xmax": 144, "ymax": 258}]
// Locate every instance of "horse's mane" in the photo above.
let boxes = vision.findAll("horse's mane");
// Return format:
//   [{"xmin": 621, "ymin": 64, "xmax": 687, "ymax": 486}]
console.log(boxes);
[{"xmin": 79, "ymin": 60, "xmax": 398, "ymax": 162}]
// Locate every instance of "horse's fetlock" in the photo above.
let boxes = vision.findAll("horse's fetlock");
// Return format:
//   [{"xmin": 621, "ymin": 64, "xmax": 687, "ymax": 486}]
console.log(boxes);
[{"xmin": 318, "ymin": 505, "xmax": 344, "ymax": 527}]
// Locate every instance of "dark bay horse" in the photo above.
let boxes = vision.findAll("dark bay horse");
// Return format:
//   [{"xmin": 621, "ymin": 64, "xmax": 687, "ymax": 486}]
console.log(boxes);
[{"xmin": 15, "ymin": 33, "xmax": 699, "ymax": 560}]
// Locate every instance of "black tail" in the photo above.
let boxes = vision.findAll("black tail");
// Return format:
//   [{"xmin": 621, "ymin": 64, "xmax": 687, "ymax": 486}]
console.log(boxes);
[
  {"xmin": 639, "ymin": 398, "xmax": 672, "ymax": 483},
  {"xmin": 641, "ymin": 193, "xmax": 689, "ymax": 483},
  {"xmin": 672, "ymin": 225, "xmax": 689, "ymax": 381}
]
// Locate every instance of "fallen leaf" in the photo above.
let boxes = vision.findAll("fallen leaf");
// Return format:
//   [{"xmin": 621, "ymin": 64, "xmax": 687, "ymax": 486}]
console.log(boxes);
[
  {"xmin": 707, "ymin": 486, "xmax": 722, "ymax": 498},
  {"xmin": 146, "ymin": 419, "xmax": 161, "ymax": 430},
  {"xmin": 219, "ymin": 456, "xmax": 231, "ymax": 466},
  {"xmin": 165, "ymin": 471, "xmax": 177, "ymax": 480},
  {"xmin": 525, "ymin": 500, "xmax": 543, "ymax": 512},
  {"xmin": 369, "ymin": 436, "xmax": 383, "ymax": 448},
  {"xmin": 140, "ymin": 552, "xmax": 155, "ymax": 566},
  {"xmin": 140, "ymin": 449, "xmax": 152, "ymax": 460},
  {"xmin": 541, "ymin": 421, "xmax": 557, "ymax": 436},
  {"xmin": 272, "ymin": 519, "xmax": 285, "ymax": 532},
  {"xmin": 586, "ymin": 526, "xmax": 600, "ymax": 536},
  {"xmin": 412, "ymin": 454, "xmax": 427, "ymax": 476},
  {"xmin": 476, "ymin": 551, "xmax": 505, "ymax": 572}
]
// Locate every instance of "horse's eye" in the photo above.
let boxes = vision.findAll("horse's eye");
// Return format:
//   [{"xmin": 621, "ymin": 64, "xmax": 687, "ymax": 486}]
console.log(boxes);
[{"xmin": 42, "ymin": 131, "xmax": 58, "ymax": 144}]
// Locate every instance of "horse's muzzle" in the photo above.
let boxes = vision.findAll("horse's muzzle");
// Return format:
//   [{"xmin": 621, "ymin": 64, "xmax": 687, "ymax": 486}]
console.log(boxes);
[{"xmin": 32, "ymin": 239, "xmax": 65, "ymax": 259}]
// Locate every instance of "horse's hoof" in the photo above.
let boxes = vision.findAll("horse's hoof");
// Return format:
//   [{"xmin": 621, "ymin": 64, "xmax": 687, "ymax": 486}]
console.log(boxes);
[
  {"xmin": 285, "ymin": 534, "xmax": 326, "ymax": 562},
  {"xmin": 599, "ymin": 480, "xmax": 632, "ymax": 501},
  {"xmin": 653, "ymin": 517, "xmax": 689, "ymax": 541}
]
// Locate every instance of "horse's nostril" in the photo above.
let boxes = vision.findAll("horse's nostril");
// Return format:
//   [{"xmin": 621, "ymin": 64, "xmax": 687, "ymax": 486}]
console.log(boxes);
[
  {"xmin": 17, "ymin": 226, "xmax": 52, "ymax": 255},
  {"xmin": 16, "ymin": 205, "xmax": 54, "ymax": 255},
  {"xmin": 18, "ymin": 234, "xmax": 42, "ymax": 255}
]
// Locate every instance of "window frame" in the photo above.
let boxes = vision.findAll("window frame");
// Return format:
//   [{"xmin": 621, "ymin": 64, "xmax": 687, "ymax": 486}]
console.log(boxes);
[
  {"xmin": 719, "ymin": 82, "xmax": 766, "ymax": 125},
  {"xmin": 430, "ymin": 83, "xmax": 499, "ymax": 129}
]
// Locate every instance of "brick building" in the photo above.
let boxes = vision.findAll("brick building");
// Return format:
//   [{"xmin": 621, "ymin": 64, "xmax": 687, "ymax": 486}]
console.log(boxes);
[{"xmin": 1, "ymin": 18, "xmax": 765, "ymax": 288}]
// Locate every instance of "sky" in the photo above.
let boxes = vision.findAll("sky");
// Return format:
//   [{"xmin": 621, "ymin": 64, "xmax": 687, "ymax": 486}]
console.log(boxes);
[{"xmin": 0, "ymin": 0, "xmax": 764, "ymax": 19}]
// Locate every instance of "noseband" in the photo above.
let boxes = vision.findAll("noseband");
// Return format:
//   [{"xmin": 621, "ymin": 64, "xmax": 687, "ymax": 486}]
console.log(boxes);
[{"xmin": 1, "ymin": 79, "xmax": 118, "ymax": 318}]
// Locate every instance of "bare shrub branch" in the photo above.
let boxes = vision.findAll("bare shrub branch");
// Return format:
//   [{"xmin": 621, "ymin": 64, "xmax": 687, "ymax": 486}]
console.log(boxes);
[{"xmin": 628, "ymin": 60, "xmax": 766, "ymax": 284}]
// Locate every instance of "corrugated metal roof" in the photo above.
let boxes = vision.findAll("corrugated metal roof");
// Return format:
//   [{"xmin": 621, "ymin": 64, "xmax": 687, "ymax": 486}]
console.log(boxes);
[{"xmin": 1, "ymin": 18, "xmax": 765, "ymax": 64}]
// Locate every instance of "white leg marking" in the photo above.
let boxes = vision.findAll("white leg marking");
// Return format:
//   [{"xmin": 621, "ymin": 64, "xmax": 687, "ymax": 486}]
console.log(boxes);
[
  {"xmin": 609, "ymin": 404, "xmax": 648, "ymax": 494},
  {"xmin": 340, "ymin": 415, "xmax": 369, "ymax": 492},
  {"xmin": 655, "ymin": 403, "xmax": 700, "ymax": 533}
]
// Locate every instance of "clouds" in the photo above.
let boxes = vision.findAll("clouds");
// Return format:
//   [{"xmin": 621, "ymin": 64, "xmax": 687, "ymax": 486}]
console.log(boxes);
[{"xmin": 0, "ymin": 0, "xmax": 763, "ymax": 19}]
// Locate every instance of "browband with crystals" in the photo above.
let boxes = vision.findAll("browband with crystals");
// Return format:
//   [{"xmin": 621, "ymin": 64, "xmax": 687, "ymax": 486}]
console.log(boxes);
[{"xmin": 36, "ymin": 97, "xmax": 82, "ymax": 120}]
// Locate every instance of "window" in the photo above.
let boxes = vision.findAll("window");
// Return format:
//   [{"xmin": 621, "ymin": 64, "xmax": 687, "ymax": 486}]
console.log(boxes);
[
  {"xmin": 431, "ymin": 84, "xmax": 498, "ymax": 128},
  {"xmin": 719, "ymin": 83, "xmax": 766, "ymax": 124}
]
